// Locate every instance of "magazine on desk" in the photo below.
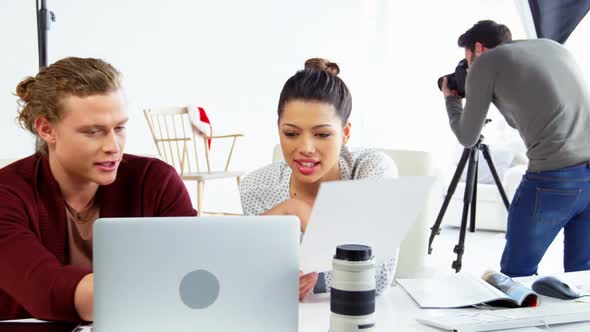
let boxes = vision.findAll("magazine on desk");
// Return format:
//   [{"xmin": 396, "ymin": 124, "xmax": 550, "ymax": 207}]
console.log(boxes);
[{"xmin": 396, "ymin": 270, "xmax": 538, "ymax": 309}]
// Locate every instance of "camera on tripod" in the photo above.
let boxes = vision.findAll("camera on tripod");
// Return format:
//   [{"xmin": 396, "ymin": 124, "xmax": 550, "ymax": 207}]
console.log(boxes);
[
  {"xmin": 437, "ymin": 59, "xmax": 469, "ymax": 98},
  {"xmin": 432, "ymin": 58, "xmax": 512, "ymax": 273}
]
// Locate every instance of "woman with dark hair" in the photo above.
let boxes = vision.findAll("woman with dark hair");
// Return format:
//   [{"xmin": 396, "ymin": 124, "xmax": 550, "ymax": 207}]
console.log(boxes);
[{"xmin": 240, "ymin": 58, "xmax": 398, "ymax": 300}]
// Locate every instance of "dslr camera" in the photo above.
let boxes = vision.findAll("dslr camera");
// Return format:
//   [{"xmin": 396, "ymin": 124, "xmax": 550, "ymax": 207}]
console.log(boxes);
[{"xmin": 437, "ymin": 59, "xmax": 468, "ymax": 98}]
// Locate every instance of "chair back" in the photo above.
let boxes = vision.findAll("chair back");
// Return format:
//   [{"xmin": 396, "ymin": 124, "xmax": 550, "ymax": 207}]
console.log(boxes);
[
  {"xmin": 144, "ymin": 107, "xmax": 211, "ymax": 175},
  {"xmin": 272, "ymin": 144, "xmax": 283, "ymax": 163}
]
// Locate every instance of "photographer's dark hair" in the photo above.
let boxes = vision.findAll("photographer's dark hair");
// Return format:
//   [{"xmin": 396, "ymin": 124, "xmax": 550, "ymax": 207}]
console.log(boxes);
[
  {"xmin": 458, "ymin": 20, "xmax": 512, "ymax": 51},
  {"xmin": 277, "ymin": 58, "xmax": 352, "ymax": 125}
]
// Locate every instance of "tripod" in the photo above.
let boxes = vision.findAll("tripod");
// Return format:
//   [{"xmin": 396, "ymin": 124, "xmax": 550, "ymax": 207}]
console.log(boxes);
[{"xmin": 428, "ymin": 133, "xmax": 511, "ymax": 273}]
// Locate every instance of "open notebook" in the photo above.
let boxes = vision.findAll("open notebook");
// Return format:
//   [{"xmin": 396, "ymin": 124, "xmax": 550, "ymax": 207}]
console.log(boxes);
[{"xmin": 397, "ymin": 270, "xmax": 538, "ymax": 309}]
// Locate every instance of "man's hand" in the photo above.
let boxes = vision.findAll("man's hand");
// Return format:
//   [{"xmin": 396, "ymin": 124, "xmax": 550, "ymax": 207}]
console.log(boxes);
[
  {"xmin": 74, "ymin": 273, "xmax": 93, "ymax": 321},
  {"xmin": 299, "ymin": 271, "xmax": 318, "ymax": 301},
  {"xmin": 442, "ymin": 77, "xmax": 459, "ymax": 97}
]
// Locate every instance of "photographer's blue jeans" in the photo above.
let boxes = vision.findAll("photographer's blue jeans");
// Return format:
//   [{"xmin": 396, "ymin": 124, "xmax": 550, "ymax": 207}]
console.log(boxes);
[{"xmin": 500, "ymin": 162, "xmax": 590, "ymax": 277}]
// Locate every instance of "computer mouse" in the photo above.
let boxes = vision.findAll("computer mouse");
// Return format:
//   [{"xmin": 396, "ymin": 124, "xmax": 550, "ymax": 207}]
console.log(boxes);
[{"xmin": 532, "ymin": 276, "xmax": 581, "ymax": 300}]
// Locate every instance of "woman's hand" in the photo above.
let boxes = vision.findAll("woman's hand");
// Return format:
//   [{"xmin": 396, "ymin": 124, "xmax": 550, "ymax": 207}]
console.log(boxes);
[
  {"xmin": 263, "ymin": 198, "xmax": 313, "ymax": 233},
  {"xmin": 299, "ymin": 271, "xmax": 318, "ymax": 301}
]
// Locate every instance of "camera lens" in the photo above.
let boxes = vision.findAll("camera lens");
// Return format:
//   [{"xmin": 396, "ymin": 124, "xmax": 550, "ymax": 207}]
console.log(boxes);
[
  {"xmin": 335, "ymin": 244, "xmax": 372, "ymax": 262},
  {"xmin": 329, "ymin": 244, "xmax": 376, "ymax": 332},
  {"xmin": 437, "ymin": 74, "xmax": 457, "ymax": 92},
  {"xmin": 438, "ymin": 58, "xmax": 469, "ymax": 98}
]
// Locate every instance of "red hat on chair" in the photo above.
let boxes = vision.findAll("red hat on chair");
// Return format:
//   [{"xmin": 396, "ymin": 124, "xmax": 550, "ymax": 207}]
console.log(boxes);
[{"xmin": 187, "ymin": 105, "xmax": 212, "ymax": 149}]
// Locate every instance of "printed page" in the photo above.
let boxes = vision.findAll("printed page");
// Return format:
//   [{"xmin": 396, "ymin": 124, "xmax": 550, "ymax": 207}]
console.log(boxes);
[
  {"xmin": 300, "ymin": 177, "xmax": 435, "ymax": 272},
  {"xmin": 397, "ymin": 272, "xmax": 510, "ymax": 308},
  {"xmin": 482, "ymin": 270, "xmax": 538, "ymax": 307}
]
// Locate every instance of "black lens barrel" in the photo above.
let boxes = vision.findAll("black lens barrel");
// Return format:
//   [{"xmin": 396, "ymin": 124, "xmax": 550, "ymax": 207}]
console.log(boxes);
[
  {"xmin": 330, "ymin": 288, "xmax": 376, "ymax": 316},
  {"xmin": 438, "ymin": 58, "xmax": 468, "ymax": 98}
]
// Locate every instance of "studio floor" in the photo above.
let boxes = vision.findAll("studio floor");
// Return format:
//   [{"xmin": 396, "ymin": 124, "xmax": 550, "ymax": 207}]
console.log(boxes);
[{"xmin": 422, "ymin": 224, "xmax": 565, "ymax": 278}]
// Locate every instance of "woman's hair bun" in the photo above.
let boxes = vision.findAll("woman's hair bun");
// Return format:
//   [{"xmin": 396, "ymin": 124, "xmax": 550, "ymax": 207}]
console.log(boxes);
[{"xmin": 304, "ymin": 58, "xmax": 340, "ymax": 76}]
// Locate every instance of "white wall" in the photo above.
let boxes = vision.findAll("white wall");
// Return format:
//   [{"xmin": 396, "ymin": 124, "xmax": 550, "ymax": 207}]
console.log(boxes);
[
  {"xmin": 565, "ymin": 13, "xmax": 590, "ymax": 83},
  {"xmin": 0, "ymin": 3, "xmax": 38, "ymax": 160},
  {"xmin": 0, "ymin": 0, "xmax": 553, "ymax": 212}
]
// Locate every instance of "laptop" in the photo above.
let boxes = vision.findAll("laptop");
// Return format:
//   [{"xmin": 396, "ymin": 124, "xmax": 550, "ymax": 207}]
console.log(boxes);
[{"xmin": 93, "ymin": 216, "xmax": 299, "ymax": 332}]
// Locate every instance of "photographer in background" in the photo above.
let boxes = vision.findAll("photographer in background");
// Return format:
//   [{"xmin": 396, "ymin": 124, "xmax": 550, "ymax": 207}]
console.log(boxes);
[{"xmin": 441, "ymin": 20, "xmax": 590, "ymax": 277}]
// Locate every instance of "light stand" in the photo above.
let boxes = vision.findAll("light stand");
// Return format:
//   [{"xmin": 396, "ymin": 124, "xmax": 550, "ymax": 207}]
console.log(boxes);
[{"xmin": 36, "ymin": 0, "xmax": 55, "ymax": 69}]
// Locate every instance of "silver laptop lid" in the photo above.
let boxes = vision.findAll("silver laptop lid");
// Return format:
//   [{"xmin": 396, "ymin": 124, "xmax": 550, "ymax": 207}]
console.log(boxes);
[{"xmin": 94, "ymin": 216, "xmax": 299, "ymax": 332}]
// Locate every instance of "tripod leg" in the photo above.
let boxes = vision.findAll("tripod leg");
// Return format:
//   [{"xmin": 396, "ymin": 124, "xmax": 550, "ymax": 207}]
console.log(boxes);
[
  {"xmin": 428, "ymin": 148, "xmax": 470, "ymax": 254},
  {"xmin": 453, "ymin": 146, "xmax": 479, "ymax": 273},
  {"xmin": 470, "ymin": 153, "xmax": 479, "ymax": 233},
  {"xmin": 481, "ymin": 144, "xmax": 511, "ymax": 209}
]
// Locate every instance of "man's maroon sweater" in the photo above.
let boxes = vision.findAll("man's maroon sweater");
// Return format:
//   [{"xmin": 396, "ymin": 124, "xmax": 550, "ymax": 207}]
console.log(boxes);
[{"xmin": 0, "ymin": 153, "xmax": 196, "ymax": 321}]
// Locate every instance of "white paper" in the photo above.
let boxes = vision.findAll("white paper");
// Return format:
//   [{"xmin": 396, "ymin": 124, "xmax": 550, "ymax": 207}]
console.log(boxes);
[
  {"xmin": 0, "ymin": 319, "xmax": 49, "ymax": 323},
  {"xmin": 300, "ymin": 176, "xmax": 435, "ymax": 272},
  {"xmin": 397, "ymin": 273, "xmax": 509, "ymax": 308}
]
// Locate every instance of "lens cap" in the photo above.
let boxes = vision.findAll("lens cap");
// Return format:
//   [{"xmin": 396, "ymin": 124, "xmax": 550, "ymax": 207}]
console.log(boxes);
[{"xmin": 335, "ymin": 244, "xmax": 372, "ymax": 261}]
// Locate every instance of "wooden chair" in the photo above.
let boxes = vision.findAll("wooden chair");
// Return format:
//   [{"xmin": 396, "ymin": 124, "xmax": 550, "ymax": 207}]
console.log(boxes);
[{"xmin": 144, "ymin": 107, "xmax": 243, "ymax": 216}]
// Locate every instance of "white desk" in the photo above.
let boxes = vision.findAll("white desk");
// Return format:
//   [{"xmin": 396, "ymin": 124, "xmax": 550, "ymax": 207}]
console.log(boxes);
[{"xmin": 299, "ymin": 271, "xmax": 590, "ymax": 331}]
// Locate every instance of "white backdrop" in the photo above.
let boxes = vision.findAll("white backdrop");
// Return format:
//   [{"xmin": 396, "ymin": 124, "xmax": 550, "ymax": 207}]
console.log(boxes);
[{"xmin": 3, "ymin": 0, "xmax": 586, "ymax": 212}]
